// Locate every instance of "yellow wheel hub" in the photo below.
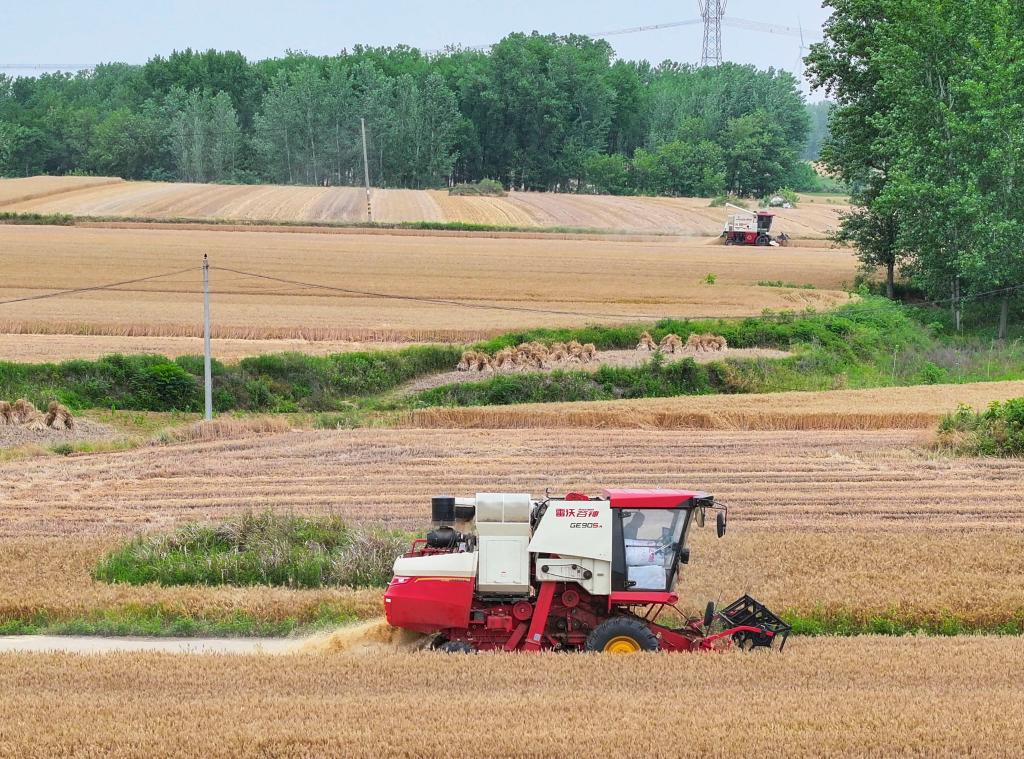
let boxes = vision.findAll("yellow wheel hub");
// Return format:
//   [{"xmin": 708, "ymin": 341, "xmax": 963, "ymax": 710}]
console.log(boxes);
[{"xmin": 603, "ymin": 636, "xmax": 642, "ymax": 653}]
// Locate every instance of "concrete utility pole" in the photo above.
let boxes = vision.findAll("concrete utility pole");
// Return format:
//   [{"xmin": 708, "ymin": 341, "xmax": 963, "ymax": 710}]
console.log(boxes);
[
  {"xmin": 203, "ymin": 254, "xmax": 213, "ymax": 421},
  {"xmin": 699, "ymin": 0, "xmax": 727, "ymax": 67},
  {"xmin": 361, "ymin": 117, "xmax": 373, "ymax": 222}
]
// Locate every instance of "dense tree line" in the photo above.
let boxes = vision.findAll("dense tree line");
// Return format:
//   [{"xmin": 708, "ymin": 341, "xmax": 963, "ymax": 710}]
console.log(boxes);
[
  {"xmin": 808, "ymin": 0, "xmax": 1023, "ymax": 336},
  {"xmin": 0, "ymin": 36, "xmax": 815, "ymax": 196}
]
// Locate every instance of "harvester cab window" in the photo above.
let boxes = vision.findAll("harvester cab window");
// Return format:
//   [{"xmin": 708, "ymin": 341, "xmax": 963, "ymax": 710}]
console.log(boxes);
[{"xmin": 620, "ymin": 509, "xmax": 688, "ymax": 591}]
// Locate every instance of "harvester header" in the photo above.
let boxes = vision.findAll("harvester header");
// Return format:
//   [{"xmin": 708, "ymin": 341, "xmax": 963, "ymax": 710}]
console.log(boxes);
[{"xmin": 384, "ymin": 489, "xmax": 790, "ymax": 653}]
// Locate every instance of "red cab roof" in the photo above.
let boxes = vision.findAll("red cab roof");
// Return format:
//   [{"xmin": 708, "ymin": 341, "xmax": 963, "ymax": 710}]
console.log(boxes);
[{"xmin": 602, "ymin": 489, "xmax": 709, "ymax": 509}]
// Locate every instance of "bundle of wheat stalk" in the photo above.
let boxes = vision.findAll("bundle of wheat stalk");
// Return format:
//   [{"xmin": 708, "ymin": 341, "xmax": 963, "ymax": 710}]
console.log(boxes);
[
  {"xmin": 43, "ymin": 401, "xmax": 75, "ymax": 431},
  {"xmin": 685, "ymin": 333, "xmax": 728, "ymax": 353},
  {"xmin": 660, "ymin": 333, "xmax": 683, "ymax": 353},
  {"xmin": 456, "ymin": 350, "xmax": 493, "ymax": 373},
  {"xmin": 11, "ymin": 399, "xmax": 41, "ymax": 426},
  {"xmin": 457, "ymin": 341, "xmax": 597, "ymax": 373},
  {"xmin": 636, "ymin": 331, "xmax": 657, "ymax": 351},
  {"xmin": 0, "ymin": 399, "xmax": 75, "ymax": 430}
]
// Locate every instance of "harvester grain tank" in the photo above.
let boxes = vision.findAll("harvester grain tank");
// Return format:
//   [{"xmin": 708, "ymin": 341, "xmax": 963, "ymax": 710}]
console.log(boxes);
[{"xmin": 384, "ymin": 489, "xmax": 790, "ymax": 653}]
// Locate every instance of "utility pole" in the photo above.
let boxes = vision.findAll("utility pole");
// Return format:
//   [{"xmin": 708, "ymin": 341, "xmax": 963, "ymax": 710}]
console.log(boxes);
[
  {"xmin": 953, "ymin": 275, "xmax": 962, "ymax": 333},
  {"xmin": 699, "ymin": 0, "xmax": 727, "ymax": 67},
  {"xmin": 361, "ymin": 117, "xmax": 373, "ymax": 222},
  {"xmin": 203, "ymin": 254, "xmax": 212, "ymax": 421}
]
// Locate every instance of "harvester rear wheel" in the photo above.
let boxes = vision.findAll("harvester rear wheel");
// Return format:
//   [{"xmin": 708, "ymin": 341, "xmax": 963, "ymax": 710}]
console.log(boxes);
[
  {"xmin": 585, "ymin": 617, "xmax": 659, "ymax": 654},
  {"xmin": 439, "ymin": 640, "xmax": 475, "ymax": 653}
]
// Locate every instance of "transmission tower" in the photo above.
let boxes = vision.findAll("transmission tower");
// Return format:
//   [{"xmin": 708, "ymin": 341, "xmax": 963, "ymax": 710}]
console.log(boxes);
[{"xmin": 698, "ymin": 0, "xmax": 727, "ymax": 66}]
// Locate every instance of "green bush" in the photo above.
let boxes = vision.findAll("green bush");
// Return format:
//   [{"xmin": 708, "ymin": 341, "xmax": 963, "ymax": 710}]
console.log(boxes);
[
  {"xmin": 938, "ymin": 398, "xmax": 1024, "ymax": 457},
  {"xmin": 414, "ymin": 358, "xmax": 729, "ymax": 407},
  {"xmin": 94, "ymin": 512, "xmax": 411, "ymax": 589},
  {"xmin": 0, "ymin": 345, "xmax": 459, "ymax": 413},
  {"xmin": 449, "ymin": 179, "xmax": 506, "ymax": 196}
]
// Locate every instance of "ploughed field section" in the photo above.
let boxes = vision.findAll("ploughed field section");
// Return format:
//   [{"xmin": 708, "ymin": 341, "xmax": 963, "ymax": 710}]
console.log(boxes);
[
  {"xmin": 0, "ymin": 176, "xmax": 849, "ymax": 237},
  {"xmin": 0, "ymin": 638, "xmax": 1021, "ymax": 758},
  {"xmin": 0, "ymin": 225, "xmax": 855, "ymax": 344}
]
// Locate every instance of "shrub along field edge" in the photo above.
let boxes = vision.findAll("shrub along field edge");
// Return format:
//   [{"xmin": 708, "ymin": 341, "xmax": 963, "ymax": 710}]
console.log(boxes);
[{"xmin": 3, "ymin": 298, "xmax": 1024, "ymax": 414}]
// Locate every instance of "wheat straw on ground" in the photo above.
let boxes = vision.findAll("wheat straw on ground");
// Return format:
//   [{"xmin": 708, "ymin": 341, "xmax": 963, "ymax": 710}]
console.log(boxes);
[{"xmin": 408, "ymin": 380, "xmax": 1024, "ymax": 431}]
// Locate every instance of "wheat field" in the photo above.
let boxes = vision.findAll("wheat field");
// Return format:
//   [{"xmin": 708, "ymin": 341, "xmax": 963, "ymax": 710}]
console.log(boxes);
[
  {"xmin": 3, "ymin": 526, "xmax": 1021, "ymax": 631},
  {"xmin": 5, "ymin": 428, "xmax": 1022, "ymax": 536},
  {"xmin": 0, "ymin": 638, "xmax": 1021, "ymax": 758},
  {"xmin": 411, "ymin": 380, "xmax": 1024, "ymax": 431},
  {"xmin": 0, "ymin": 176, "xmax": 849, "ymax": 237},
  {"xmin": 0, "ymin": 224, "xmax": 856, "ymax": 345},
  {"xmin": 1, "ymin": 426, "xmax": 1023, "ymax": 628},
  {"xmin": 7, "ymin": 428, "xmax": 1024, "ymax": 536},
  {"xmin": 0, "ymin": 333, "xmax": 421, "ymax": 362}
]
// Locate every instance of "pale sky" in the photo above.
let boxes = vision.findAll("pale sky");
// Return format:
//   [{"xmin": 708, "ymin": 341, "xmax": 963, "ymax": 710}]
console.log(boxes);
[{"xmin": 3, "ymin": 0, "xmax": 830, "ymax": 79}]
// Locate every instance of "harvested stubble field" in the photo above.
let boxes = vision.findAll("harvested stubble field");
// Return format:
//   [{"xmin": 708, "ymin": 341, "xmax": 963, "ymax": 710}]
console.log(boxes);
[
  {"xmin": 0, "ymin": 333, "xmax": 419, "ymax": 363},
  {"xmin": 7, "ymin": 427, "xmax": 1023, "ymax": 536},
  {"xmin": 0, "ymin": 176, "xmax": 850, "ymax": 237},
  {"xmin": 0, "ymin": 176, "xmax": 121, "ymax": 207},
  {"xmin": 0, "ymin": 638, "xmax": 1022, "ymax": 758},
  {"xmin": 0, "ymin": 224, "xmax": 855, "ymax": 345},
  {"xmin": 411, "ymin": 379, "xmax": 1024, "ymax": 431},
  {"xmin": 1, "ymin": 427, "xmax": 1023, "ymax": 631}
]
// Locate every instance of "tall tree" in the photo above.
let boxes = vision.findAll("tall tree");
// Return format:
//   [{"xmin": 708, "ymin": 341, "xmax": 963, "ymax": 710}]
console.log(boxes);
[
  {"xmin": 167, "ymin": 88, "xmax": 241, "ymax": 182},
  {"xmin": 806, "ymin": 0, "xmax": 904, "ymax": 298}
]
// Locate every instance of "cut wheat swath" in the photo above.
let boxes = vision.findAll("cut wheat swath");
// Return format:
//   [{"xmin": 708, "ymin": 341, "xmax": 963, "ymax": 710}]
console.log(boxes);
[{"xmin": 408, "ymin": 380, "xmax": 1024, "ymax": 431}]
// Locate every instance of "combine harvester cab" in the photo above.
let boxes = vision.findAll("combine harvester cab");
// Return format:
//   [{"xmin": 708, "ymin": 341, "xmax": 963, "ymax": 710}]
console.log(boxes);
[{"xmin": 384, "ymin": 490, "xmax": 790, "ymax": 653}]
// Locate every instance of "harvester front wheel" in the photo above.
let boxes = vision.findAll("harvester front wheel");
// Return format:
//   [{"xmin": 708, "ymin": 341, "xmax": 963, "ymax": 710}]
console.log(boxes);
[{"xmin": 585, "ymin": 617, "xmax": 659, "ymax": 654}]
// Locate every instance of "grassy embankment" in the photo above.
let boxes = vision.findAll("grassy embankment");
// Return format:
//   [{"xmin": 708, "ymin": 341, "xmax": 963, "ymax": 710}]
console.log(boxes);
[{"xmin": 3, "ymin": 297, "xmax": 1024, "ymax": 418}]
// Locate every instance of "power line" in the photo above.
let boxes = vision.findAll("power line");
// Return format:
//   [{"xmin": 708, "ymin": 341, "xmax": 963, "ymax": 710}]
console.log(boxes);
[
  {"xmin": 0, "ymin": 267, "xmax": 198, "ymax": 306},
  {"xmin": 2, "ymin": 258, "xmax": 1021, "ymax": 324},
  {"xmin": 211, "ymin": 265, "xmax": 668, "ymax": 321}
]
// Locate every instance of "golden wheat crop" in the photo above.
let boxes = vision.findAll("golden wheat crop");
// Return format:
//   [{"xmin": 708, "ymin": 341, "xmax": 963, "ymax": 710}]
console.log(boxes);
[
  {"xmin": 0, "ymin": 536, "xmax": 380, "ymax": 627},
  {"xmin": 0, "ymin": 638, "xmax": 1020, "ymax": 758},
  {"xmin": 0, "ymin": 176, "xmax": 850, "ymax": 236},
  {"xmin": 410, "ymin": 380, "xmax": 1024, "ymax": 431},
  {"xmin": 0, "ymin": 225, "xmax": 855, "ymax": 343},
  {"xmin": 3, "ymin": 524, "xmax": 1021, "ymax": 631}
]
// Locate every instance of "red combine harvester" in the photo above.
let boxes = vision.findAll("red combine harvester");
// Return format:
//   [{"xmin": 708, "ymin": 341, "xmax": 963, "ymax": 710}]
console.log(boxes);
[
  {"xmin": 721, "ymin": 203, "xmax": 788, "ymax": 246},
  {"xmin": 384, "ymin": 489, "xmax": 790, "ymax": 653}
]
